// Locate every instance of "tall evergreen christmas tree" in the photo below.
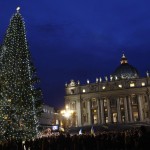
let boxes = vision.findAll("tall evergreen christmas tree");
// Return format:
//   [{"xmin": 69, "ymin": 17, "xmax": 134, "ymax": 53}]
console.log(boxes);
[{"xmin": 0, "ymin": 7, "xmax": 42, "ymax": 141}]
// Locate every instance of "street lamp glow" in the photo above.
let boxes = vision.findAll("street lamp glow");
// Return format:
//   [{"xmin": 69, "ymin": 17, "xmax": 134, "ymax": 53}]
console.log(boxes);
[
  {"xmin": 61, "ymin": 105, "xmax": 74, "ymax": 119},
  {"xmin": 64, "ymin": 111, "xmax": 71, "ymax": 118},
  {"xmin": 66, "ymin": 105, "xmax": 69, "ymax": 109}
]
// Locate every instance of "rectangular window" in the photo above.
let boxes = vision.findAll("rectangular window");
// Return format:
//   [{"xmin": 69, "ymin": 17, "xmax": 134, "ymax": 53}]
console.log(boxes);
[
  {"xmin": 144, "ymin": 96, "xmax": 147, "ymax": 102},
  {"xmin": 71, "ymin": 89, "xmax": 74, "ymax": 94},
  {"xmin": 130, "ymin": 83, "xmax": 135, "ymax": 87},
  {"xmin": 92, "ymin": 100, "xmax": 97, "ymax": 107},
  {"xmin": 120, "ymin": 98, "xmax": 124, "ymax": 105},
  {"xmin": 104, "ymin": 99, "xmax": 107, "ymax": 107},
  {"xmin": 132, "ymin": 96, "xmax": 138, "ymax": 105},
  {"xmin": 94, "ymin": 114, "xmax": 98, "ymax": 124},
  {"xmin": 83, "ymin": 101, "xmax": 86, "ymax": 109},
  {"xmin": 93, "ymin": 109, "xmax": 97, "ymax": 113},
  {"xmin": 106, "ymin": 117, "xmax": 108, "ymax": 123},
  {"xmin": 71, "ymin": 102, "xmax": 76, "ymax": 110},
  {"xmin": 110, "ymin": 99, "xmax": 117, "ymax": 107},
  {"xmin": 133, "ymin": 112, "xmax": 139, "ymax": 121}
]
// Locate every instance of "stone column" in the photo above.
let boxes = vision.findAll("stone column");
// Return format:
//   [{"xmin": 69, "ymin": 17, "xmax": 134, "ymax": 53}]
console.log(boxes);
[
  {"xmin": 128, "ymin": 96, "xmax": 133, "ymax": 122},
  {"xmin": 76, "ymin": 99, "xmax": 82, "ymax": 126},
  {"xmin": 138, "ymin": 95, "xmax": 144, "ymax": 121},
  {"xmin": 147, "ymin": 94, "xmax": 150, "ymax": 120},
  {"xmin": 97, "ymin": 99, "xmax": 101, "ymax": 124},
  {"xmin": 100, "ymin": 99, "xmax": 105, "ymax": 124},
  {"xmin": 124, "ymin": 97, "xmax": 129, "ymax": 122},
  {"xmin": 107, "ymin": 99, "xmax": 112, "ymax": 123},
  {"xmin": 87, "ymin": 99, "xmax": 92, "ymax": 125},
  {"xmin": 117, "ymin": 98, "xmax": 121, "ymax": 123}
]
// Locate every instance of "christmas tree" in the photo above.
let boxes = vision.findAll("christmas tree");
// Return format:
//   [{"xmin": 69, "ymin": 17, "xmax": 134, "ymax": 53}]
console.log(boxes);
[{"xmin": 0, "ymin": 7, "xmax": 42, "ymax": 141}]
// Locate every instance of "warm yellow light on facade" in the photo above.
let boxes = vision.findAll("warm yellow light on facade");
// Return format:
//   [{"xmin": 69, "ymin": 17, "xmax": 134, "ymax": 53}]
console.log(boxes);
[
  {"xmin": 61, "ymin": 105, "xmax": 74, "ymax": 119},
  {"xmin": 61, "ymin": 110, "xmax": 65, "ymax": 114},
  {"xmin": 102, "ymin": 86, "xmax": 105, "ymax": 89},
  {"xmin": 141, "ymin": 82, "xmax": 145, "ymax": 86},
  {"xmin": 82, "ymin": 89, "xmax": 86, "ymax": 93},
  {"xmin": 130, "ymin": 83, "xmax": 135, "ymax": 87},
  {"xmin": 63, "ymin": 111, "xmax": 71, "ymax": 118},
  {"xmin": 118, "ymin": 84, "xmax": 122, "ymax": 88},
  {"xmin": 66, "ymin": 105, "xmax": 68, "ymax": 109}
]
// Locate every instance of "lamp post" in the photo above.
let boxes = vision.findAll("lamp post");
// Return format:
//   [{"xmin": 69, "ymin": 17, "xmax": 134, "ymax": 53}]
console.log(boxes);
[{"xmin": 61, "ymin": 105, "xmax": 74, "ymax": 132}]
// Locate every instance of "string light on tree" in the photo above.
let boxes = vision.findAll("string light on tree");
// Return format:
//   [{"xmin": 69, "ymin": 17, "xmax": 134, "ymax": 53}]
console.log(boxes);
[{"xmin": 0, "ymin": 7, "xmax": 43, "ymax": 141}]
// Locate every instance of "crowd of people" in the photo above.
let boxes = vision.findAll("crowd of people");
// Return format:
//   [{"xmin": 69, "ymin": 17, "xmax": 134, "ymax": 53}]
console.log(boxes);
[{"xmin": 0, "ymin": 126, "xmax": 150, "ymax": 150}]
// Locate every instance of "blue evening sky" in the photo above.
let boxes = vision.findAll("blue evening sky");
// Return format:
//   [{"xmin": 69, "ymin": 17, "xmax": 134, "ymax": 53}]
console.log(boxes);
[{"xmin": 0, "ymin": 0, "xmax": 150, "ymax": 108}]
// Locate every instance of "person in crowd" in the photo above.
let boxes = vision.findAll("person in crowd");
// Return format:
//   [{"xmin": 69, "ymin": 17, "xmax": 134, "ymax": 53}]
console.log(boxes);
[{"xmin": 0, "ymin": 126, "xmax": 150, "ymax": 150}]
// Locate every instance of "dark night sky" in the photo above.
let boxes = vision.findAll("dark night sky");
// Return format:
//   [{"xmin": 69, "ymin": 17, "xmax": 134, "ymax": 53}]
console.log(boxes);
[{"xmin": 0, "ymin": 0, "xmax": 150, "ymax": 108}]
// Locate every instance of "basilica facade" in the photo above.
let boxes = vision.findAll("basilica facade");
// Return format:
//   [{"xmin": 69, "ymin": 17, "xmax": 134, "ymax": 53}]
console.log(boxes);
[{"xmin": 65, "ymin": 54, "xmax": 150, "ymax": 127}]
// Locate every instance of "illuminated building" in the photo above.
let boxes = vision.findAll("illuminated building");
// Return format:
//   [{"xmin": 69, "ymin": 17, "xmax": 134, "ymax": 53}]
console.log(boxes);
[
  {"xmin": 39, "ymin": 105, "xmax": 54, "ymax": 129},
  {"xmin": 65, "ymin": 54, "xmax": 150, "ymax": 126}
]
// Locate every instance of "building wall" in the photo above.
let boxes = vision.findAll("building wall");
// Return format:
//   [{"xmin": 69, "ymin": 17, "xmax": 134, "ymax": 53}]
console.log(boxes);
[
  {"xmin": 39, "ymin": 105, "xmax": 54, "ymax": 128},
  {"xmin": 65, "ymin": 78, "xmax": 150, "ymax": 127}
]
